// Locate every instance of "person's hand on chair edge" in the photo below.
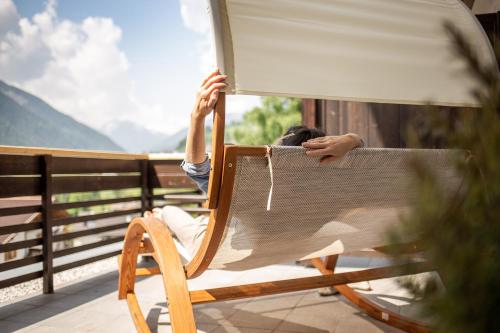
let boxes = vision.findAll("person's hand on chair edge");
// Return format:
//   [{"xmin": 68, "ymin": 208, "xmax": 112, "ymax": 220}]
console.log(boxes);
[{"xmin": 302, "ymin": 133, "xmax": 364, "ymax": 164}]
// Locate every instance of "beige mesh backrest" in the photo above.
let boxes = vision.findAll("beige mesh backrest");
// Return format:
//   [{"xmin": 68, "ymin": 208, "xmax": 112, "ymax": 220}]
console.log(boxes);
[{"xmin": 209, "ymin": 147, "xmax": 462, "ymax": 270}]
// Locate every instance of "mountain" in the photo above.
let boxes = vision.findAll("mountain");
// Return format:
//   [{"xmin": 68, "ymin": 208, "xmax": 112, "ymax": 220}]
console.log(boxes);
[
  {"xmin": 0, "ymin": 81, "xmax": 122, "ymax": 151},
  {"xmin": 103, "ymin": 110, "xmax": 245, "ymax": 153},
  {"xmin": 103, "ymin": 121, "xmax": 188, "ymax": 153}
]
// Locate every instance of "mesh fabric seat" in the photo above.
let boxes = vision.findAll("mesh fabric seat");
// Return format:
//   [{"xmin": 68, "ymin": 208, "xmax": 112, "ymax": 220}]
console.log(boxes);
[{"xmin": 210, "ymin": 147, "xmax": 462, "ymax": 270}]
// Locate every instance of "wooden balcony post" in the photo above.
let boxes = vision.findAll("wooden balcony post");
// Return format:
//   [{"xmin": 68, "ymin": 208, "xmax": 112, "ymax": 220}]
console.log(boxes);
[
  {"xmin": 207, "ymin": 92, "xmax": 226, "ymax": 209},
  {"xmin": 41, "ymin": 154, "xmax": 54, "ymax": 294},
  {"xmin": 140, "ymin": 159, "xmax": 151, "ymax": 214}
]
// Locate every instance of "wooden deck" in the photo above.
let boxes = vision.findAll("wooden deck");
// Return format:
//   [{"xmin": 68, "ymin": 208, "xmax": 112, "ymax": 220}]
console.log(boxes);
[{"xmin": 0, "ymin": 255, "xmax": 431, "ymax": 332}]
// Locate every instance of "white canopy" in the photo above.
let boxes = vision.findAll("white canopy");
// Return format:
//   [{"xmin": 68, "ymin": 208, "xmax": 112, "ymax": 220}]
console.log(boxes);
[{"xmin": 208, "ymin": 0, "xmax": 496, "ymax": 107}]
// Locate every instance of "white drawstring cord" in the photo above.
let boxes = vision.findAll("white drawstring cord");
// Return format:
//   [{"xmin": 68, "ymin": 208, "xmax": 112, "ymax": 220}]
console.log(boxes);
[{"xmin": 266, "ymin": 146, "xmax": 273, "ymax": 211}]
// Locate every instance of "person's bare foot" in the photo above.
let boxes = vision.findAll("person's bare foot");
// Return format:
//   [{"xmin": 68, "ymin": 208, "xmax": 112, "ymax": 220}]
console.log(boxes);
[
  {"xmin": 143, "ymin": 208, "xmax": 162, "ymax": 219},
  {"xmin": 318, "ymin": 286, "xmax": 339, "ymax": 296}
]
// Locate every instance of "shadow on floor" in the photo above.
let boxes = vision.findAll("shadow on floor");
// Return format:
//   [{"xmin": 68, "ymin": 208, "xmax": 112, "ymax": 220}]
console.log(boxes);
[
  {"xmin": 146, "ymin": 300, "xmax": 330, "ymax": 333},
  {"xmin": 0, "ymin": 267, "xmax": 151, "ymax": 332}
]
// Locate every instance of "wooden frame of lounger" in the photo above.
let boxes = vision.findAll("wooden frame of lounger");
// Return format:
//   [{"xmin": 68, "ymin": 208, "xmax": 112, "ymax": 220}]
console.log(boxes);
[{"xmin": 118, "ymin": 93, "xmax": 434, "ymax": 332}]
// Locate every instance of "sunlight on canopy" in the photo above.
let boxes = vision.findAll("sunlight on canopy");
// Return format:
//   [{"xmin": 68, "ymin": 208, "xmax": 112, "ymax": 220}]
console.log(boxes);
[{"xmin": 208, "ymin": 0, "xmax": 496, "ymax": 107}]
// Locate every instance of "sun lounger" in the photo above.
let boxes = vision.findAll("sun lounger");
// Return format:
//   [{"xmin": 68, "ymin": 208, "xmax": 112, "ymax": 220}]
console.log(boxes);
[{"xmin": 118, "ymin": 1, "xmax": 493, "ymax": 332}]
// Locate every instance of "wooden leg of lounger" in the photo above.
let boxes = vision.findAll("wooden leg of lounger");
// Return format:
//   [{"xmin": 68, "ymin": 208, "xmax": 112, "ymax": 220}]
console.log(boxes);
[
  {"xmin": 313, "ymin": 256, "xmax": 430, "ymax": 333},
  {"xmin": 118, "ymin": 217, "xmax": 196, "ymax": 333}
]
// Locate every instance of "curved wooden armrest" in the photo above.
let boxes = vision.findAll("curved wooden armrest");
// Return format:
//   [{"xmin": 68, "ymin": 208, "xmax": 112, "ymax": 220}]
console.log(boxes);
[{"xmin": 118, "ymin": 216, "xmax": 196, "ymax": 332}]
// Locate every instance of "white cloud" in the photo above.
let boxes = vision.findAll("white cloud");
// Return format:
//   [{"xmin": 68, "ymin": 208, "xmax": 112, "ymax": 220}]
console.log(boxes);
[
  {"xmin": 179, "ymin": 0, "xmax": 210, "ymax": 34},
  {"xmin": 0, "ymin": 0, "xmax": 160, "ymax": 131},
  {"xmin": 0, "ymin": 0, "xmax": 18, "ymax": 38},
  {"xmin": 0, "ymin": 0, "xmax": 261, "ymax": 141}
]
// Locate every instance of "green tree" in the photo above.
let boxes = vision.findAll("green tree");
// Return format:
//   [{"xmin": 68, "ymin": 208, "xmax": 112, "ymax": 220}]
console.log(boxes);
[
  {"xmin": 227, "ymin": 97, "xmax": 302, "ymax": 145},
  {"xmin": 175, "ymin": 97, "xmax": 302, "ymax": 151},
  {"xmin": 388, "ymin": 23, "xmax": 499, "ymax": 332}
]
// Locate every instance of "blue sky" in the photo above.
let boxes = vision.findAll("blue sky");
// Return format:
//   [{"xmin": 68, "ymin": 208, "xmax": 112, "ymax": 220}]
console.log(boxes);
[{"xmin": 1, "ymin": 0, "xmax": 259, "ymax": 134}]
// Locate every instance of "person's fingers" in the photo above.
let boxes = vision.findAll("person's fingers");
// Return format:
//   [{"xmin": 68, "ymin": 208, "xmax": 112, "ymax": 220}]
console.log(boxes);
[
  {"xmin": 143, "ymin": 211, "xmax": 152, "ymax": 218},
  {"xmin": 202, "ymin": 74, "xmax": 227, "ymax": 90},
  {"xmin": 307, "ymin": 137, "xmax": 330, "ymax": 143},
  {"xmin": 201, "ymin": 69, "xmax": 220, "ymax": 86},
  {"xmin": 302, "ymin": 141, "xmax": 328, "ymax": 149},
  {"xmin": 207, "ymin": 89, "xmax": 219, "ymax": 109},
  {"xmin": 320, "ymin": 155, "xmax": 340, "ymax": 165},
  {"xmin": 305, "ymin": 148, "xmax": 332, "ymax": 156},
  {"xmin": 200, "ymin": 82, "xmax": 226, "ymax": 98}
]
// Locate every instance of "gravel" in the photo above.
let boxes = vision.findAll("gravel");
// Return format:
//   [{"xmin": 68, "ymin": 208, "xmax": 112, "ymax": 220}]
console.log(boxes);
[{"xmin": 0, "ymin": 256, "xmax": 118, "ymax": 304}]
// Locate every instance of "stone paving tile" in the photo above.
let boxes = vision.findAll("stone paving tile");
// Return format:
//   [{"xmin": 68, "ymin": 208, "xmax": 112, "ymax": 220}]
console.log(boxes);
[
  {"xmin": 220, "ymin": 292, "xmax": 307, "ymax": 330},
  {"xmin": 0, "ymin": 320, "xmax": 33, "ymax": 332},
  {"xmin": 13, "ymin": 324, "xmax": 67, "ymax": 333},
  {"xmin": 334, "ymin": 313, "xmax": 403, "ymax": 333},
  {"xmin": 276, "ymin": 294, "xmax": 351, "ymax": 332},
  {"xmin": 43, "ymin": 308, "xmax": 121, "ymax": 332},
  {"xmin": 3, "ymin": 303, "xmax": 71, "ymax": 325},
  {"xmin": 211, "ymin": 321, "xmax": 272, "ymax": 333},
  {"xmin": 194, "ymin": 299, "xmax": 251, "ymax": 324},
  {"xmin": 0, "ymin": 261, "xmax": 426, "ymax": 333},
  {"xmin": 0, "ymin": 302, "xmax": 37, "ymax": 320}
]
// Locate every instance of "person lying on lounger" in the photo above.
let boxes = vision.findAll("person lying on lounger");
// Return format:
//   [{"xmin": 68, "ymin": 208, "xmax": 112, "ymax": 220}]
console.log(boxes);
[{"xmin": 146, "ymin": 69, "xmax": 364, "ymax": 258}]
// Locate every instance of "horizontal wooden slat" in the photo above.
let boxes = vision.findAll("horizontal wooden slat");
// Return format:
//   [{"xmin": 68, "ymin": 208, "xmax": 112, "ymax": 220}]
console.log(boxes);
[
  {"xmin": 180, "ymin": 207, "xmax": 210, "ymax": 214},
  {"xmin": 0, "ymin": 222, "xmax": 42, "ymax": 235},
  {"xmin": 0, "ymin": 205, "xmax": 41, "ymax": 217},
  {"xmin": 52, "ymin": 208, "xmax": 141, "ymax": 226},
  {"xmin": 0, "ymin": 255, "xmax": 44, "ymax": 272},
  {"xmin": 0, "ymin": 177, "xmax": 40, "ymax": 198},
  {"xmin": 0, "ymin": 238, "xmax": 43, "ymax": 252},
  {"xmin": 53, "ymin": 157, "xmax": 141, "ymax": 174},
  {"xmin": 0, "ymin": 271, "xmax": 44, "ymax": 289},
  {"xmin": 164, "ymin": 194, "xmax": 208, "ymax": 203},
  {"xmin": 189, "ymin": 261, "xmax": 433, "ymax": 304},
  {"xmin": 150, "ymin": 174, "xmax": 197, "ymax": 189},
  {"xmin": 52, "ymin": 175, "xmax": 141, "ymax": 194},
  {"xmin": 0, "ymin": 155, "xmax": 40, "ymax": 175},
  {"xmin": 149, "ymin": 159, "xmax": 197, "ymax": 189},
  {"xmin": 149, "ymin": 161, "xmax": 184, "ymax": 174},
  {"xmin": 52, "ymin": 196, "xmax": 141, "ymax": 210},
  {"xmin": 0, "ymin": 145, "xmax": 147, "ymax": 160},
  {"xmin": 53, "ymin": 250, "xmax": 122, "ymax": 273},
  {"xmin": 53, "ymin": 223, "xmax": 128, "ymax": 241},
  {"xmin": 53, "ymin": 236, "xmax": 124, "ymax": 258}
]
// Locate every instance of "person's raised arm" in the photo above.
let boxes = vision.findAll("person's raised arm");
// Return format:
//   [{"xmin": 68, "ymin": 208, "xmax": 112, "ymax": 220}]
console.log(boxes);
[{"xmin": 185, "ymin": 70, "xmax": 227, "ymax": 164}]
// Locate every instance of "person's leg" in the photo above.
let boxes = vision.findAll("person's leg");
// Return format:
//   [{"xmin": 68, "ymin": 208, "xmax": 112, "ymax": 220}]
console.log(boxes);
[{"xmin": 153, "ymin": 206, "xmax": 208, "ymax": 257}]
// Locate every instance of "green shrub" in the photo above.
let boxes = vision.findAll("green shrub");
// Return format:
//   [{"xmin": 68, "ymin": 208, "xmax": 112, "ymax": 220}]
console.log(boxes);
[{"xmin": 387, "ymin": 23, "xmax": 499, "ymax": 333}]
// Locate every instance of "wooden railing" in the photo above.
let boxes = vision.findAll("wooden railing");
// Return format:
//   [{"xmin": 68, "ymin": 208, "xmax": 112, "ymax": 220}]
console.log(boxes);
[{"xmin": 0, "ymin": 146, "xmax": 202, "ymax": 293}]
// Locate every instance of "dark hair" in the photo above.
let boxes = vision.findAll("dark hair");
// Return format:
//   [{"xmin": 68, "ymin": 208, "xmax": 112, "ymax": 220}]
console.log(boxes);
[{"xmin": 279, "ymin": 125, "xmax": 325, "ymax": 146}]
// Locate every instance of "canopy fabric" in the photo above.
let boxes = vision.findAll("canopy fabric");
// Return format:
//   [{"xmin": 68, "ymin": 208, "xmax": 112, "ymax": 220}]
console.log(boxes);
[{"xmin": 208, "ymin": 0, "xmax": 496, "ymax": 107}]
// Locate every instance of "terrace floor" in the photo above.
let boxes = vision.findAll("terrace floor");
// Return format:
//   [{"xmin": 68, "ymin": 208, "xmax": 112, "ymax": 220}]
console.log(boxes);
[{"xmin": 0, "ymin": 255, "xmax": 430, "ymax": 333}]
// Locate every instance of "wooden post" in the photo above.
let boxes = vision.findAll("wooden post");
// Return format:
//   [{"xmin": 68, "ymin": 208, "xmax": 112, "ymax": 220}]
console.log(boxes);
[
  {"xmin": 207, "ymin": 92, "xmax": 226, "ymax": 209},
  {"xmin": 41, "ymin": 155, "xmax": 54, "ymax": 294},
  {"xmin": 140, "ymin": 160, "xmax": 150, "ymax": 214},
  {"xmin": 302, "ymin": 99, "xmax": 317, "ymax": 128}
]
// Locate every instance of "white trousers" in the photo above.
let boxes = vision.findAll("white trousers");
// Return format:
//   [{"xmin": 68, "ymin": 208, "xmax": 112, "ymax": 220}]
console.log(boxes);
[{"xmin": 154, "ymin": 206, "xmax": 208, "ymax": 257}]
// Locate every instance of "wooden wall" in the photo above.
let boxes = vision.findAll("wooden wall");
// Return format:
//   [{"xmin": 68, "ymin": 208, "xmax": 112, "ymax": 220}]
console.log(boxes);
[{"xmin": 303, "ymin": 101, "xmax": 464, "ymax": 148}]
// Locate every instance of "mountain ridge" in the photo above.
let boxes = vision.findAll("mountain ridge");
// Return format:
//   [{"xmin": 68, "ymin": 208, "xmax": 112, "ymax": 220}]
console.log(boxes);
[{"xmin": 0, "ymin": 81, "xmax": 123, "ymax": 151}]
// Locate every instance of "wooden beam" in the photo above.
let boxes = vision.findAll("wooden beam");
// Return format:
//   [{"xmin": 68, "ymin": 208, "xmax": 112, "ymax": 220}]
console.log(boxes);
[
  {"xmin": 189, "ymin": 261, "xmax": 433, "ymax": 304},
  {"xmin": 41, "ymin": 155, "xmax": 54, "ymax": 294},
  {"xmin": 313, "ymin": 256, "xmax": 430, "ymax": 333},
  {"xmin": 0, "ymin": 145, "xmax": 147, "ymax": 160},
  {"xmin": 207, "ymin": 92, "xmax": 226, "ymax": 209}
]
